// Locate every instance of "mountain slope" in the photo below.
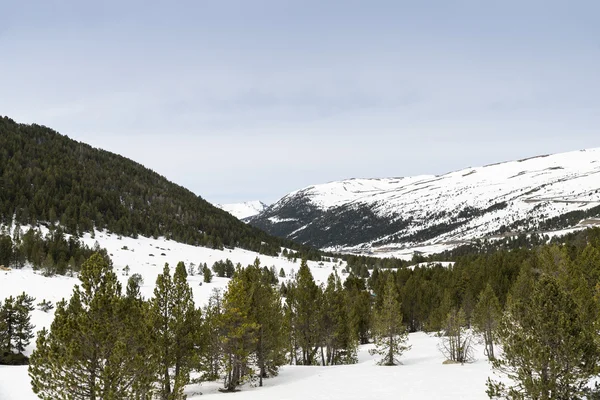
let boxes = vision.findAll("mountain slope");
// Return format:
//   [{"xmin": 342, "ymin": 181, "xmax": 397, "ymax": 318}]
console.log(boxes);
[
  {"xmin": 217, "ymin": 201, "xmax": 268, "ymax": 220},
  {"xmin": 0, "ymin": 117, "xmax": 304, "ymax": 255},
  {"xmin": 249, "ymin": 148, "xmax": 600, "ymax": 252}
]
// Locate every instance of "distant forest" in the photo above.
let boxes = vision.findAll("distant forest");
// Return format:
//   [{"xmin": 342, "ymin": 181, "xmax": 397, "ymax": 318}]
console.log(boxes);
[{"xmin": 0, "ymin": 117, "xmax": 321, "ymax": 259}]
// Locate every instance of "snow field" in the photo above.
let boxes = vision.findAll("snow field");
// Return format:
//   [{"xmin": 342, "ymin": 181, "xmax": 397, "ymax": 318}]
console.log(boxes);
[{"xmin": 0, "ymin": 229, "xmax": 499, "ymax": 399}]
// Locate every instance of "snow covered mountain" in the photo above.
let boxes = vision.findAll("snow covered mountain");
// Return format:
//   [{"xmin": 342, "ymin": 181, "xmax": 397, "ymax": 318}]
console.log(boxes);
[
  {"xmin": 217, "ymin": 201, "xmax": 269, "ymax": 220},
  {"xmin": 249, "ymin": 148, "xmax": 600, "ymax": 255}
]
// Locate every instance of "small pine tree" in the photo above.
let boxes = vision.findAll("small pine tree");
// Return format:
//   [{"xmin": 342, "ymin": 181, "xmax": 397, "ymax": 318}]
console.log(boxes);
[
  {"xmin": 279, "ymin": 268, "xmax": 286, "ymax": 278},
  {"xmin": 370, "ymin": 274, "xmax": 410, "ymax": 365},
  {"xmin": 37, "ymin": 300, "xmax": 54, "ymax": 313},
  {"xmin": 439, "ymin": 308, "xmax": 474, "ymax": 364},
  {"xmin": 487, "ymin": 276, "xmax": 600, "ymax": 399},
  {"xmin": 0, "ymin": 296, "xmax": 16, "ymax": 354},
  {"xmin": 13, "ymin": 292, "xmax": 35, "ymax": 354},
  {"xmin": 473, "ymin": 283, "xmax": 501, "ymax": 361},
  {"xmin": 123, "ymin": 264, "xmax": 130, "ymax": 276},
  {"xmin": 204, "ymin": 266, "xmax": 213, "ymax": 283}
]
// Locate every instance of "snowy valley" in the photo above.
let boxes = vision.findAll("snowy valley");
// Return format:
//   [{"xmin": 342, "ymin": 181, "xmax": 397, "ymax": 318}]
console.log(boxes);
[{"xmin": 1, "ymin": 229, "xmax": 496, "ymax": 400}]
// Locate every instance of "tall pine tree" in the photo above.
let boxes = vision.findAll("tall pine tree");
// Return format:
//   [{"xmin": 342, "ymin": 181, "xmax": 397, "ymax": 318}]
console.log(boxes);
[{"xmin": 370, "ymin": 273, "xmax": 410, "ymax": 366}]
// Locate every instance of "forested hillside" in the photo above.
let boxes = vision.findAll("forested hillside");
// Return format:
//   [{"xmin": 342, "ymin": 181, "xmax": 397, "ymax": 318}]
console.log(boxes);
[{"xmin": 0, "ymin": 117, "xmax": 318, "ymax": 257}]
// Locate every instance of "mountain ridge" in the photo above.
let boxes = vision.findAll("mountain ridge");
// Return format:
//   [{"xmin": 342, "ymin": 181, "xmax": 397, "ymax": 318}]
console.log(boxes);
[{"xmin": 248, "ymin": 148, "xmax": 600, "ymax": 254}]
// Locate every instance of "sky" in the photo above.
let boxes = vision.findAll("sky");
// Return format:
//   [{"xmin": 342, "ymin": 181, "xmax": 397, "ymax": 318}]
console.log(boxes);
[{"xmin": 1, "ymin": 1, "xmax": 599, "ymax": 204}]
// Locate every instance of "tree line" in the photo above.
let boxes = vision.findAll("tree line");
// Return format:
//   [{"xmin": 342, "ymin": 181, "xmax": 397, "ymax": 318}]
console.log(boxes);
[{"xmin": 0, "ymin": 226, "xmax": 111, "ymax": 276}]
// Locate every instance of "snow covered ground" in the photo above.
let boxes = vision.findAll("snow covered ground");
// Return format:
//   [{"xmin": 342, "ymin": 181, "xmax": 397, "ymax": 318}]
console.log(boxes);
[
  {"xmin": 0, "ymin": 333, "xmax": 495, "ymax": 400},
  {"xmin": 0, "ymin": 229, "xmax": 497, "ymax": 399}
]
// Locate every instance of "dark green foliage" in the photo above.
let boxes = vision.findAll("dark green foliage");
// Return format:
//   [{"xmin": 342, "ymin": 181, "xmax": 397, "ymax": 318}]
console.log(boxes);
[
  {"xmin": 0, "ymin": 227, "xmax": 109, "ymax": 275},
  {"xmin": 473, "ymin": 283, "xmax": 501, "ymax": 361},
  {"xmin": 0, "ymin": 291, "xmax": 34, "ymax": 364},
  {"xmin": 37, "ymin": 300, "xmax": 54, "ymax": 313},
  {"xmin": 0, "ymin": 116, "xmax": 317, "ymax": 258},
  {"xmin": 370, "ymin": 274, "xmax": 409, "ymax": 365},
  {"xmin": 13, "ymin": 292, "xmax": 35, "ymax": 354},
  {"xmin": 286, "ymin": 259, "xmax": 321, "ymax": 365},
  {"xmin": 150, "ymin": 262, "xmax": 200, "ymax": 400},
  {"xmin": 212, "ymin": 259, "xmax": 235, "ymax": 278},
  {"xmin": 321, "ymin": 272, "xmax": 358, "ymax": 365},
  {"xmin": 28, "ymin": 253, "xmax": 157, "ymax": 399},
  {"xmin": 487, "ymin": 276, "xmax": 600, "ymax": 399},
  {"xmin": 203, "ymin": 266, "xmax": 213, "ymax": 283}
]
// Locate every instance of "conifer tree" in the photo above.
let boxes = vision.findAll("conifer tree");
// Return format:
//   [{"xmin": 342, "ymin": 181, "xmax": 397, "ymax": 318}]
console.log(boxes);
[
  {"xmin": 29, "ymin": 253, "xmax": 156, "ymax": 399},
  {"xmin": 289, "ymin": 259, "xmax": 321, "ymax": 365},
  {"xmin": 487, "ymin": 276, "xmax": 600, "ymax": 399},
  {"xmin": 150, "ymin": 262, "xmax": 199, "ymax": 400},
  {"xmin": 219, "ymin": 269, "xmax": 258, "ymax": 391},
  {"xmin": 322, "ymin": 272, "xmax": 358, "ymax": 365},
  {"xmin": 13, "ymin": 292, "xmax": 35, "ymax": 354},
  {"xmin": 473, "ymin": 283, "xmax": 501, "ymax": 361},
  {"xmin": 0, "ymin": 296, "xmax": 16, "ymax": 354},
  {"xmin": 203, "ymin": 266, "xmax": 213, "ymax": 283},
  {"xmin": 200, "ymin": 289, "xmax": 223, "ymax": 381},
  {"xmin": 370, "ymin": 274, "xmax": 410, "ymax": 365},
  {"xmin": 242, "ymin": 259, "xmax": 286, "ymax": 385},
  {"xmin": 439, "ymin": 308, "xmax": 474, "ymax": 364}
]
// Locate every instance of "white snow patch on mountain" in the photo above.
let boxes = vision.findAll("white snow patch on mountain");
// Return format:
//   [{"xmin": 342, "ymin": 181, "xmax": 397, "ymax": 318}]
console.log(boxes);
[
  {"xmin": 264, "ymin": 148, "xmax": 600, "ymax": 254},
  {"xmin": 217, "ymin": 200, "xmax": 268, "ymax": 220}
]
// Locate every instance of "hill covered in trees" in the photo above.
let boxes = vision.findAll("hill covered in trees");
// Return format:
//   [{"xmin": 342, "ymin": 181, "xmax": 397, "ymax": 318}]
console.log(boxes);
[{"xmin": 0, "ymin": 117, "xmax": 318, "ymax": 258}]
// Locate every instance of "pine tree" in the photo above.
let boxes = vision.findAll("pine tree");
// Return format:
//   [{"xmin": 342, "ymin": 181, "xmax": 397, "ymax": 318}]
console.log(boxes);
[
  {"xmin": 487, "ymin": 276, "xmax": 600, "ymax": 399},
  {"xmin": 219, "ymin": 269, "xmax": 258, "ymax": 391},
  {"xmin": 0, "ymin": 296, "xmax": 16, "ymax": 354},
  {"xmin": 13, "ymin": 292, "xmax": 35, "ymax": 354},
  {"xmin": 321, "ymin": 272, "xmax": 358, "ymax": 365},
  {"xmin": 200, "ymin": 289, "xmax": 223, "ymax": 381},
  {"xmin": 473, "ymin": 283, "xmax": 501, "ymax": 361},
  {"xmin": 203, "ymin": 266, "xmax": 213, "ymax": 283},
  {"xmin": 439, "ymin": 308, "xmax": 474, "ymax": 364},
  {"xmin": 29, "ymin": 253, "xmax": 156, "ymax": 399},
  {"xmin": 150, "ymin": 262, "xmax": 200, "ymax": 400},
  {"xmin": 370, "ymin": 274, "xmax": 410, "ymax": 365},
  {"xmin": 242, "ymin": 259, "xmax": 286, "ymax": 385},
  {"xmin": 289, "ymin": 259, "xmax": 321, "ymax": 365}
]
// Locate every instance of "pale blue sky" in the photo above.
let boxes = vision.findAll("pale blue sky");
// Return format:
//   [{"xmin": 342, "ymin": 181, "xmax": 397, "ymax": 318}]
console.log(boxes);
[{"xmin": 1, "ymin": 1, "xmax": 599, "ymax": 203}]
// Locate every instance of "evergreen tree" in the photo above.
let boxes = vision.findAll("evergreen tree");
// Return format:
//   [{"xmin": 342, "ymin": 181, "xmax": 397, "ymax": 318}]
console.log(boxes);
[
  {"xmin": 242, "ymin": 259, "xmax": 287, "ymax": 385},
  {"xmin": 203, "ymin": 266, "xmax": 213, "ymax": 283},
  {"xmin": 439, "ymin": 308, "xmax": 474, "ymax": 364},
  {"xmin": 13, "ymin": 292, "xmax": 35, "ymax": 354},
  {"xmin": 150, "ymin": 262, "xmax": 199, "ymax": 400},
  {"xmin": 370, "ymin": 274, "xmax": 410, "ymax": 365},
  {"xmin": 288, "ymin": 259, "xmax": 321, "ymax": 365},
  {"xmin": 0, "ymin": 296, "xmax": 16, "ymax": 354},
  {"xmin": 321, "ymin": 272, "xmax": 358, "ymax": 365},
  {"xmin": 200, "ymin": 289, "xmax": 223, "ymax": 381},
  {"xmin": 28, "ymin": 253, "xmax": 156, "ymax": 399},
  {"xmin": 219, "ymin": 269, "xmax": 258, "ymax": 391},
  {"xmin": 473, "ymin": 283, "xmax": 501, "ymax": 361},
  {"xmin": 487, "ymin": 276, "xmax": 600, "ymax": 399}
]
